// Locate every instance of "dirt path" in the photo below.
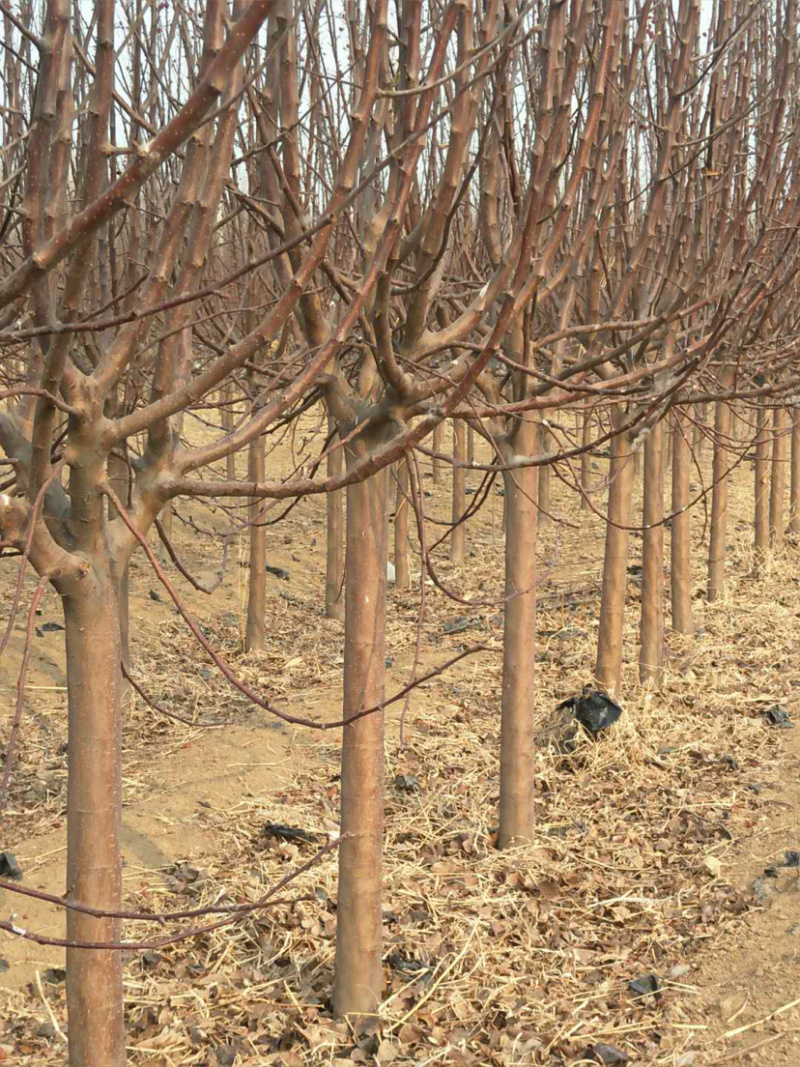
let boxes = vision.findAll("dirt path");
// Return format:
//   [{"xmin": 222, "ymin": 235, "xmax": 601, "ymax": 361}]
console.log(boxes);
[
  {"xmin": 0, "ymin": 720, "xmax": 301, "ymax": 991},
  {"xmin": 690, "ymin": 724, "xmax": 800, "ymax": 1065}
]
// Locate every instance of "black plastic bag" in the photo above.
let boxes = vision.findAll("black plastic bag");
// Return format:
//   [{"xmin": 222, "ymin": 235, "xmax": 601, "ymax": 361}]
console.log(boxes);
[
  {"xmin": 764, "ymin": 705, "xmax": 794, "ymax": 728},
  {"xmin": 628, "ymin": 973, "xmax": 661, "ymax": 999},
  {"xmin": 0, "ymin": 852, "xmax": 22, "ymax": 879},
  {"xmin": 557, "ymin": 688, "xmax": 623, "ymax": 735},
  {"xmin": 262, "ymin": 822, "xmax": 319, "ymax": 845},
  {"xmin": 583, "ymin": 1046, "xmax": 630, "ymax": 1066}
]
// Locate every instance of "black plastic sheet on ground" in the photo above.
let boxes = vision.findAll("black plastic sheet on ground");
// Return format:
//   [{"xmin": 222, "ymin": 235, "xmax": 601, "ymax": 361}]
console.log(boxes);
[{"xmin": 557, "ymin": 688, "xmax": 623, "ymax": 735}]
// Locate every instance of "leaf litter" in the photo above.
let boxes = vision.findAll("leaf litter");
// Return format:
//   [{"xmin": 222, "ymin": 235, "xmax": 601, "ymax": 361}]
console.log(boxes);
[{"xmin": 0, "ymin": 444, "xmax": 796, "ymax": 1066}]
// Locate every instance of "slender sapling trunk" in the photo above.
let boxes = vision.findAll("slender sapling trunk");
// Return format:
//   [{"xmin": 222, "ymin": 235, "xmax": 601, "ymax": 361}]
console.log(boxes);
[
  {"xmin": 450, "ymin": 420, "xmax": 466, "ymax": 565},
  {"xmin": 639, "ymin": 419, "xmax": 664, "ymax": 685},
  {"xmin": 595, "ymin": 424, "xmax": 634, "ymax": 694},
  {"xmin": 498, "ymin": 418, "xmax": 538, "ymax": 847},
  {"xmin": 670, "ymin": 409, "xmax": 694, "ymax": 634},
  {"xmin": 334, "ymin": 455, "xmax": 389, "ymax": 1022}
]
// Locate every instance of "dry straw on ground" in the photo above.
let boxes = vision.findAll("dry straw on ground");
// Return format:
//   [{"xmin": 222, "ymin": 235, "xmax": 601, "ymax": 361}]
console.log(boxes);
[{"xmin": 0, "ymin": 445, "xmax": 797, "ymax": 1066}]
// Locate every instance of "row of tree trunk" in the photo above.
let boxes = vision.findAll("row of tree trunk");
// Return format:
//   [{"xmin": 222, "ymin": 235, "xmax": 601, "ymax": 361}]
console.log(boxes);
[{"xmin": 189, "ymin": 395, "xmax": 800, "ymax": 1022}]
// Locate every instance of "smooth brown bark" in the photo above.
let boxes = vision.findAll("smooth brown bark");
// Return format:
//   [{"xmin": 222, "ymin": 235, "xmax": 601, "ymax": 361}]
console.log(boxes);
[
  {"xmin": 670, "ymin": 410, "xmax": 694, "ymax": 634},
  {"xmin": 580, "ymin": 409, "xmax": 593, "ymax": 512},
  {"xmin": 633, "ymin": 447, "xmax": 642, "ymax": 483},
  {"xmin": 791, "ymin": 409, "xmax": 800, "ymax": 537},
  {"xmin": 692, "ymin": 403, "xmax": 707, "ymax": 458},
  {"xmin": 707, "ymin": 372, "xmax": 734, "ymax": 602},
  {"xmin": 498, "ymin": 419, "xmax": 538, "ymax": 848},
  {"xmin": 432, "ymin": 422, "xmax": 444, "ymax": 485},
  {"xmin": 326, "ymin": 419, "xmax": 345, "ymax": 621},
  {"xmin": 245, "ymin": 430, "xmax": 267, "ymax": 651},
  {"xmin": 157, "ymin": 503, "xmax": 173, "ymax": 564},
  {"xmin": 754, "ymin": 404, "xmax": 770, "ymax": 562},
  {"xmin": 769, "ymin": 406, "xmax": 787, "ymax": 549},
  {"xmin": 595, "ymin": 425, "xmax": 634, "ymax": 694},
  {"xmin": 223, "ymin": 381, "xmax": 236, "ymax": 481},
  {"xmin": 63, "ymin": 575, "xmax": 123, "ymax": 1067},
  {"xmin": 334, "ymin": 458, "xmax": 388, "ymax": 1021},
  {"xmin": 394, "ymin": 458, "xmax": 410, "ymax": 590},
  {"xmin": 450, "ymin": 419, "xmax": 466, "ymax": 565},
  {"xmin": 639, "ymin": 420, "xmax": 664, "ymax": 685},
  {"xmin": 665, "ymin": 416, "xmax": 673, "ymax": 474},
  {"xmin": 107, "ymin": 452, "xmax": 130, "ymax": 670},
  {"xmin": 538, "ymin": 423, "xmax": 551, "ymax": 524}
]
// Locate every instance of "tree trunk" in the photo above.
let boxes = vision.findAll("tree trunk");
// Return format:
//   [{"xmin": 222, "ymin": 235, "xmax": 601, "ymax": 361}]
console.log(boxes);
[
  {"xmin": 334, "ymin": 462, "xmax": 388, "ymax": 1021},
  {"xmin": 692, "ymin": 403, "xmax": 707, "ymax": 458},
  {"xmin": 665, "ymin": 414, "xmax": 673, "ymax": 474},
  {"xmin": 639, "ymin": 420, "xmax": 664, "ymax": 686},
  {"xmin": 595, "ymin": 424, "xmax": 634, "ymax": 694},
  {"xmin": 394, "ymin": 458, "xmax": 410, "ymax": 590},
  {"xmin": 769, "ymin": 406, "xmax": 787, "ymax": 549},
  {"xmin": 450, "ymin": 420, "xmax": 466, "ymax": 565},
  {"xmin": 107, "ymin": 453, "xmax": 130, "ymax": 671},
  {"xmin": 670, "ymin": 409, "xmax": 694, "ymax": 635},
  {"xmin": 708, "ymin": 372, "xmax": 733, "ymax": 601},
  {"xmin": 580, "ymin": 409, "xmax": 593, "ymax": 512},
  {"xmin": 156, "ymin": 411, "xmax": 184, "ymax": 568},
  {"xmin": 754, "ymin": 404, "xmax": 770, "ymax": 563},
  {"xmin": 633, "ymin": 446, "xmax": 642, "ymax": 483},
  {"xmin": 538, "ymin": 422, "xmax": 551, "ymax": 524},
  {"xmin": 245, "ymin": 430, "xmax": 267, "ymax": 651},
  {"xmin": 432, "ymin": 422, "xmax": 444, "ymax": 485},
  {"xmin": 326, "ymin": 419, "xmax": 345, "ymax": 621},
  {"xmin": 498, "ymin": 420, "xmax": 538, "ymax": 848},
  {"xmin": 63, "ymin": 574, "xmax": 124, "ymax": 1067},
  {"xmin": 790, "ymin": 409, "xmax": 800, "ymax": 537},
  {"xmin": 157, "ymin": 503, "xmax": 173, "ymax": 564},
  {"xmin": 223, "ymin": 381, "xmax": 236, "ymax": 481}
]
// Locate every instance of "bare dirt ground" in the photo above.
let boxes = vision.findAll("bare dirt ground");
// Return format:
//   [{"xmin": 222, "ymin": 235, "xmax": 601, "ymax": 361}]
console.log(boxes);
[{"xmin": 1, "ymin": 416, "xmax": 799, "ymax": 1065}]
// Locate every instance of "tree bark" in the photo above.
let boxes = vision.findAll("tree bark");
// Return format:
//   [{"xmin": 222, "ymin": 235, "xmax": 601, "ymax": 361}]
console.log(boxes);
[
  {"xmin": 245, "ymin": 429, "xmax": 267, "ymax": 650},
  {"xmin": 450, "ymin": 419, "xmax": 466, "ymax": 565},
  {"xmin": 633, "ymin": 446, "xmax": 642, "ymax": 483},
  {"xmin": 665, "ymin": 414, "xmax": 673, "ymax": 474},
  {"xmin": 326, "ymin": 419, "xmax": 345, "ymax": 621},
  {"xmin": 692, "ymin": 403, "xmax": 707, "ymax": 458},
  {"xmin": 223, "ymin": 381, "xmax": 236, "ymax": 481},
  {"xmin": 107, "ymin": 453, "xmax": 130, "ymax": 671},
  {"xmin": 639, "ymin": 420, "xmax": 664, "ymax": 686},
  {"xmin": 393, "ymin": 457, "xmax": 410, "ymax": 590},
  {"xmin": 769, "ymin": 405, "xmax": 787, "ymax": 549},
  {"xmin": 334, "ymin": 460, "xmax": 388, "ymax": 1021},
  {"xmin": 595, "ymin": 424, "xmax": 634, "ymax": 694},
  {"xmin": 63, "ymin": 573, "xmax": 124, "ymax": 1067},
  {"xmin": 670, "ymin": 409, "xmax": 694, "ymax": 634},
  {"xmin": 790, "ymin": 408, "xmax": 800, "ymax": 537},
  {"xmin": 538, "ymin": 422, "xmax": 551, "ymax": 524},
  {"xmin": 754, "ymin": 404, "xmax": 770, "ymax": 563},
  {"xmin": 498, "ymin": 419, "xmax": 538, "ymax": 848},
  {"xmin": 432, "ymin": 421, "xmax": 444, "ymax": 485},
  {"xmin": 158, "ymin": 502, "xmax": 174, "ymax": 564},
  {"xmin": 580, "ymin": 408, "xmax": 593, "ymax": 512},
  {"xmin": 708, "ymin": 371, "xmax": 733, "ymax": 601}
]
